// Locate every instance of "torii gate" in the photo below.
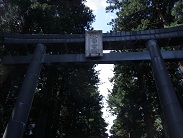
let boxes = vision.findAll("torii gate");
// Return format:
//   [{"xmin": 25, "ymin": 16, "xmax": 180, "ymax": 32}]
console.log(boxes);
[{"xmin": 2, "ymin": 26, "xmax": 183, "ymax": 138}]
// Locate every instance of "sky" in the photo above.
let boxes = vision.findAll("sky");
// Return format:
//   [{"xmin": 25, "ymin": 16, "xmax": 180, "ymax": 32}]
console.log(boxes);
[
  {"xmin": 85, "ymin": 0, "xmax": 116, "ymax": 135},
  {"xmin": 85, "ymin": 0, "xmax": 115, "ymax": 33}
]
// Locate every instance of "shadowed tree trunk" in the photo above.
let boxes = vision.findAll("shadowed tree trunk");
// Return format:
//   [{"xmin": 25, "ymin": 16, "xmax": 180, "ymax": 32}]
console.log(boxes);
[
  {"xmin": 35, "ymin": 66, "xmax": 58, "ymax": 138},
  {"xmin": 137, "ymin": 71, "xmax": 155, "ymax": 138}
]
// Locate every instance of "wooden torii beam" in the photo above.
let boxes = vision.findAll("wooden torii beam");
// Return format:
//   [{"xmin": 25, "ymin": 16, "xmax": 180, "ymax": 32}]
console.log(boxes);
[
  {"xmin": 2, "ymin": 50, "xmax": 183, "ymax": 64},
  {"xmin": 1, "ymin": 25, "xmax": 183, "ymax": 52}
]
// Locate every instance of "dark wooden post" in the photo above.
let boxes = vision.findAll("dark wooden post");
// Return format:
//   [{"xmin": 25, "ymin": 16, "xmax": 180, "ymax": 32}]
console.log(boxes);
[
  {"xmin": 146, "ymin": 40, "xmax": 183, "ymax": 138},
  {"xmin": 3, "ymin": 44, "xmax": 45, "ymax": 138}
]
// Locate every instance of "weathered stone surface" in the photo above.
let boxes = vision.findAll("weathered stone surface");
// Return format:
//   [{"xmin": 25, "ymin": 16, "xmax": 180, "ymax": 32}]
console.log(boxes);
[{"xmin": 85, "ymin": 30, "xmax": 103, "ymax": 57}]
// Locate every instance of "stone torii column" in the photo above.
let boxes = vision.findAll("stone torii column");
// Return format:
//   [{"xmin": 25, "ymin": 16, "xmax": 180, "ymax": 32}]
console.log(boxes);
[
  {"xmin": 3, "ymin": 44, "xmax": 46, "ymax": 138},
  {"xmin": 146, "ymin": 40, "xmax": 183, "ymax": 138}
]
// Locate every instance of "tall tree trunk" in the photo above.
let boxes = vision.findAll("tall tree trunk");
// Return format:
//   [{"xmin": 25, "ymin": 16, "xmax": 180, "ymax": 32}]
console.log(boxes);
[
  {"xmin": 35, "ymin": 110, "xmax": 48, "ymax": 138},
  {"xmin": 35, "ymin": 83, "xmax": 51, "ymax": 138},
  {"xmin": 35, "ymin": 66, "xmax": 58, "ymax": 138},
  {"xmin": 159, "ymin": 110, "xmax": 169, "ymax": 138},
  {"xmin": 137, "ymin": 71, "xmax": 155, "ymax": 138},
  {"xmin": 142, "ymin": 101, "xmax": 155, "ymax": 138},
  {"xmin": 49, "ymin": 103, "xmax": 61, "ymax": 138}
]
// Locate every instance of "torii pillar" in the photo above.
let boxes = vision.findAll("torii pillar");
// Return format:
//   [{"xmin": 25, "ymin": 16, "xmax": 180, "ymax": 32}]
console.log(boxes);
[
  {"xmin": 3, "ymin": 44, "xmax": 45, "ymax": 138},
  {"xmin": 146, "ymin": 40, "xmax": 183, "ymax": 138}
]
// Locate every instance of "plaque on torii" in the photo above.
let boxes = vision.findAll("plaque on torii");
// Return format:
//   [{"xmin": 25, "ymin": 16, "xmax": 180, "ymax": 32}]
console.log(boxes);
[{"xmin": 85, "ymin": 30, "xmax": 103, "ymax": 57}]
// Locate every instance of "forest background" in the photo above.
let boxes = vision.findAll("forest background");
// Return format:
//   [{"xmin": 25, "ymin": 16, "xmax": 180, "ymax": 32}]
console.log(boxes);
[{"xmin": 1, "ymin": 0, "xmax": 183, "ymax": 138}]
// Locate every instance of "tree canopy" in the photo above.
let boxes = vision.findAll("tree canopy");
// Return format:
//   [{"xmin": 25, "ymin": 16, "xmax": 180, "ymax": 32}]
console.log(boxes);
[
  {"xmin": 106, "ymin": 0, "xmax": 183, "ymax": 138},
  {"xmin": 0, "ymin": 0, "xmax": 108, "ymax": 138}
]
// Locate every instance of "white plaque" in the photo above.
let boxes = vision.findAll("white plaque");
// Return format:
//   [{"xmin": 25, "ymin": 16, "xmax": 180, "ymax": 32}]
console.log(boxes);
[{"xmin": 85, "ymin": 30, "xmax": 103, "ymax": 57}]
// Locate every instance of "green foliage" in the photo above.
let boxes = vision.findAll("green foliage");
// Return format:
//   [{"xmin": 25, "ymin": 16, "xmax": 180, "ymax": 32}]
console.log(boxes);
[
  {"xmin": 171, "ymin": 1, "xmax": 183, "ymax": 26},
  {"xmin": 31, "ymin": 64, "xmax": 108, "ymax": 138},
  {"xmin": 109, "ymin": 61, "xmax": 183, "ymax": 137},
  {"xmin": 0, "ymin": 0, "xmax": 94, "ymax": 34},
  {"xmin": 106, "ymin": 0, "xmax": 183, "ymax": 138},
  {"xmin": 107, "ymin": 0, "xmax": 181, "ymax": 31},
  {"xmin": 0, "ymin": 0, "xmax": 108, "ymax": 137},
  {"xmin": 0, "ymin": 3, "xmax": 23, "ymax": 32},
  {"xmin": 108, "ymin": 62, "xmax": 160, "ymax": 137}
]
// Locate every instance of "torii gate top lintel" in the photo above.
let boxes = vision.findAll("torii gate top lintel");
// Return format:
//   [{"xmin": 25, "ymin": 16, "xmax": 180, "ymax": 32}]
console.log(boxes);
[{"xmin": 1, "ymin": 25, "xmax": 183, "ymax": 53}]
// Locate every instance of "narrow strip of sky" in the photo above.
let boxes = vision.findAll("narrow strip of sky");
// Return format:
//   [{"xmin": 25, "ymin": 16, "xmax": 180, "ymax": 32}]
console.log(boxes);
[{"xmin": 85, "ymin": 0, "xmax": 116, "ymax": 135}]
